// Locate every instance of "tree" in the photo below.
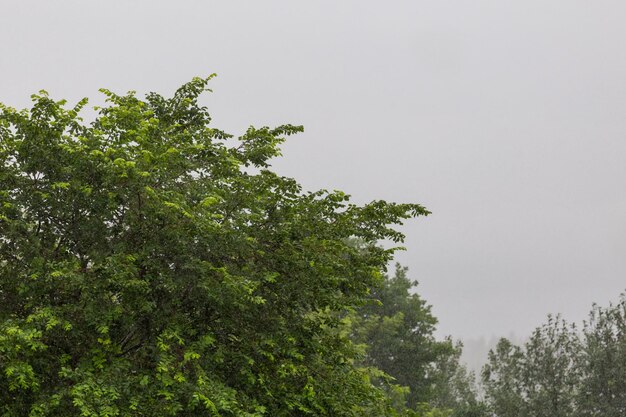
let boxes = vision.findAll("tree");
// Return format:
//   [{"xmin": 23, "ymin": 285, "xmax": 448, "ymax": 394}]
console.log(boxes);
[
  {"xmin": 577, "ymin": 295, "xmax": 626, "ymax": 417},
  {"xmin": 350, "ymin": 264, "xmax": 452, "ymax": 408},
  {"xmin": 481, "ymin": 297, "xmax": 626, "ymax": 417},
  {"xmin": 481, "ymin": 338, "xmax": 526, "ymax": 417},
  {"xmin": 428, "ymin": 344, "xmax": 489, "ymax": 417},
  {"xmin": 0, "ymin": 77, "xmax": 429, "ymax": 416},
  {"xmin": 482, "ymin": 317, "xmax": 581, "ymax": 417},
  {"xmin": 350, "ymin": 264, "xmax": 487, "ymax": 417}
]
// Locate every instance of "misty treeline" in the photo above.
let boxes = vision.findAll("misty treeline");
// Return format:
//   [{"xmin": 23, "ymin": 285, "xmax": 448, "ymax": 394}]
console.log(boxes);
[
  {"xmin": 347, "ymin": 267, "xmax": 626, "ymax": 417},
  {"xmin": 0, "ymin": 77, "xmax": 624, "ymax": 416},
  {"xmin": 483, "ymin": 296, "xmax": 626, "ymax": 417}
]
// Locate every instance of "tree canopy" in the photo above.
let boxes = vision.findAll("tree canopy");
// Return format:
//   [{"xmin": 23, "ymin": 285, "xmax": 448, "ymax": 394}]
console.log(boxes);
[
  {"xmin": 482, "ymin": 295, "xmax": 626, "ymax": 417},
  {"xmin": 350, "ymin": 264, "xmax": 487, "ymax": 417},
  {"xmin": 0, "ymin": 76, "xmax": 430, "ymax": 416},
  {"xmin": 351, "ymin": 264, "xmax": 455, "ymax": 406}
]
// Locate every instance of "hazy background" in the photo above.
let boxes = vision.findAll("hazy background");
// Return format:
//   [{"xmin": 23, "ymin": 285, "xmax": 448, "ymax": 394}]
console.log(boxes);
[{"xmin": 2, "ymin": 1, "xmax": 625, "ymax": 364}]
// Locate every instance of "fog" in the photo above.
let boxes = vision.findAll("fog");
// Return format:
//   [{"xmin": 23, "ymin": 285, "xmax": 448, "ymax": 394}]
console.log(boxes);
[{"xmin": 2, "ymin": 0, "xmax": 625, "ymax": 345}]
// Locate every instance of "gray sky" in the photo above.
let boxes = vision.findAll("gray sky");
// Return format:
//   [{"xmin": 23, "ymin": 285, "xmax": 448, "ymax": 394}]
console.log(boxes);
[{"xmin": 2, "ymin": 1, "xmax": 625, "ymax": 341}]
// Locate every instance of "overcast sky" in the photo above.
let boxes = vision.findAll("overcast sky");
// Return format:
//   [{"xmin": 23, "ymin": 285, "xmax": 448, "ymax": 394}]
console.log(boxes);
[{"xmin": 2, "ymin": 1, "xmax": 625, "ymax": 341}]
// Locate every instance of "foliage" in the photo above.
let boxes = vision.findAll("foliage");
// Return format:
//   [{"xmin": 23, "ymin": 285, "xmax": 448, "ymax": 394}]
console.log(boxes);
[
  {"xmin": 482, "ymin": 295, "xmax": 626, "ymax": 417},
  {"xmin": 351, "ymin": 264, "xmax": 451, "ymax": 407},
  {"xmin": 0, "ymin": 77, "xmax": 430, "ymax": 416},
  {"xmin": 350, "ymin": 264, "xmax": 488, "ymax": 416},
  {"xmin": 482, "ymin": 316, "xmax": 580, "ymax": 417},
  {"xmin": 577, "ymin": 296, "xmax": 626, "ymax": 416},
  {"xmin": 429, "ymin": 344, "xmax": 487, "ymax": 417}
]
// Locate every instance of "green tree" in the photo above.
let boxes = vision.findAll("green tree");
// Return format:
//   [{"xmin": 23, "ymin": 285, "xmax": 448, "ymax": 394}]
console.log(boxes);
[
  {"xmin": 482, "ymin": 297, "xmax": 626, "ymax": 417},
  {"xmin": 481, "ymin": 338, "xmax": 526, "ymax": 417},
  {"xmin": 577, "ymin": 295, "xmax": 626, "ymax": 417},
  {"xmin": 429, "ymin": 344, "xmax": 488, "ymax": 417},
  {"xmin": 351, "ymin": 264, "xmax": 451, "ymax": 408},
  {"xmin": 482, "ymin": 317, "xmax": 580, "ymax": 417},
  {"xmin": 0, "ymin": 77, "xmax": 429, "ymax": 416},
  {"xmin": 350, "ymin": 264, "xmax": 486, "ymax": 416}
]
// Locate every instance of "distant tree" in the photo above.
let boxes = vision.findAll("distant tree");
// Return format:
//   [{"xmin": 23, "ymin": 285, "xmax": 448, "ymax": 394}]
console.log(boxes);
[
  {"xmin": 577, "ymin": 295, "xmax": 626, "ymax": 417},
  {"xmin": 483, "ymin": 317, "xmax": 581, "ymax": 417},
  {"xmin": 482, "ymin": 296, "xmax": 626, "ymax": 417},
  {"xmin": 0, "ymin": 77, "xmax": 429, "ymax": 416},
  {"xmin": 350, "ymin": 264, "xmax": 452, "ymax": 407},
  {"xmin": 350, "ymin": 264, "xmax": 488, "ymax": 417},
  {"xmin": 481, "ymin": 338, "xmax": 526, "ymax": 417},
  {"xmin": 522, "ymin": 317, "xmax": 580, "ymax": 417},
  {"xmin": 482, "ymin": 316, "xmax": 580, "ymax": 417},
  {"xmin": 429, "ymin": 344, "xmax": 489, "ymax": 417}
]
